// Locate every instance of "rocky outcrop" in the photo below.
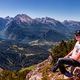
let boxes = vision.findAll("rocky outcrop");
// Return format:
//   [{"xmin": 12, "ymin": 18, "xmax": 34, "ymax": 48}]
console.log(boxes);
[
  {"xmin": 26, "ymin": 55, "xmax": 80, "ymax": 80},
  {"xmin": 26, "ymin": 55, "xmax": 52, "ymax": 80},
  {"xmin": 26, "ymin": 55, "xmax": 64, "ymax": 80}
]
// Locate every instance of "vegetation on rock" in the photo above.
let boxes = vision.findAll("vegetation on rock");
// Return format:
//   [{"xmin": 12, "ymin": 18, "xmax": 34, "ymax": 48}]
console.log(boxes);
[{"xmin": 51, "ymin": 39, "xmax": 76, "ymax": 64}]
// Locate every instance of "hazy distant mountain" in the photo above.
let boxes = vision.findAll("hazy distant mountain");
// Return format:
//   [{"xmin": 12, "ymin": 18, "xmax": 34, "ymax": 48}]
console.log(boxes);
[{"xmin": 63, "ymin": 20, "xmax": 80, "ymax": 37}]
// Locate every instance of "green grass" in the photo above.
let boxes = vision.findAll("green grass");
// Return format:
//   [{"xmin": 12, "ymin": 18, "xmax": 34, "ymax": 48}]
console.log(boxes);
[
  {"xmin": 19, "ymin": 65, "xmax": 36, "ymax": 73},
  {"xmin": 0, "ymin": 65, "xmax": 36, "ymax": 80}
]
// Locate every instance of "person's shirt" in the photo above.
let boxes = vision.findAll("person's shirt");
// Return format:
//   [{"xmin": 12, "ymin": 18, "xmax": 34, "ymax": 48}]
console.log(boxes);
[{"xmin": 70, "ymin": 41, "xmax": 80, "ymax": 62}]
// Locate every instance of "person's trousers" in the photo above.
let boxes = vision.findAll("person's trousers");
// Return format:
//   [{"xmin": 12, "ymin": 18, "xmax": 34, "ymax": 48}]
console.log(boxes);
[{"xmin": 51, "ymin": 58, "xmax": 80, "ymax": 77}]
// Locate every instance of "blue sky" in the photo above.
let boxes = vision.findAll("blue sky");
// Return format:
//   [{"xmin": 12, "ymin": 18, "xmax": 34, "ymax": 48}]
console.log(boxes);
[{"xmin": 0, "ymin": 0, "xmax": 80, "ymax": 21}]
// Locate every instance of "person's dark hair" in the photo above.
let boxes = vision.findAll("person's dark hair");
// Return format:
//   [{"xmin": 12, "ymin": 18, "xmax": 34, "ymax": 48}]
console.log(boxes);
[{"xmin": 74, "ymin": 30, "xmax": 80, "ymax": 36}]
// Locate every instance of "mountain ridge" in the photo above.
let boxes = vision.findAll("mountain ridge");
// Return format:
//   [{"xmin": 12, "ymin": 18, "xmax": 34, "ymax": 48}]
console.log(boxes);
[
  {"xmin": 0, "ymin": 14, "xmax": 79, "ymax": 43},
  {"xmin": 0, "ymin": 14, "xmax": 74, "ymax": 42}
]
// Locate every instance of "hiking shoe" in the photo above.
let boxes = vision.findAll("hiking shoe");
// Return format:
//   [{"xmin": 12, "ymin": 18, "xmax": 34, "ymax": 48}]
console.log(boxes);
[{"xmin": 50, "ymin": 67, "xmax": 58, "ymax": 72}]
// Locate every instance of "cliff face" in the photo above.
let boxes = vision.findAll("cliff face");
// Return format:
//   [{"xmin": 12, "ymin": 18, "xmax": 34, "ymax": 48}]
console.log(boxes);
[{"xmin": 26, "ymin": 55, "xmax": 80, "ymax": 80}]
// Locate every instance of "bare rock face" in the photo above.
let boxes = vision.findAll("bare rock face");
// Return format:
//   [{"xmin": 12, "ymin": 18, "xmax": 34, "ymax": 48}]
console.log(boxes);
[{"xmin": 28, "ymin": 72, "xmax": 42, "ymax": 80}]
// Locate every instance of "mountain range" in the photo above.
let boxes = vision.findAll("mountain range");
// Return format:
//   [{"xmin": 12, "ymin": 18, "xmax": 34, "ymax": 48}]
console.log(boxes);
[{"xmin": 0, "ymin": 14, "xmax": 80, "ymax": 43}]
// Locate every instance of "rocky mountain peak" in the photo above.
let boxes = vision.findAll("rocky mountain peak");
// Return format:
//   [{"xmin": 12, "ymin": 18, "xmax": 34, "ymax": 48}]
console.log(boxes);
[
  {"xmin": 14, "ymin": 14, "xmax": 33, "ymax": 23},
  {"xmin": 5, "ymin": 16, "xmax": 13, "ymax": 22},
  {"xmin": 35, "ymin": 17, "xmax": 59, "ymax": 25}
]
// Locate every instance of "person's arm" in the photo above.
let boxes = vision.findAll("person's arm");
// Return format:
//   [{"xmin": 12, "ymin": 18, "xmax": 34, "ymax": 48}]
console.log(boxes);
[
  {"xmin": 64, "ymin": 49, "xmax": 73, "ymax": 58},
  {"xmin": 74, "ymin": 50, "xmax": 80, "ymax": 61}
]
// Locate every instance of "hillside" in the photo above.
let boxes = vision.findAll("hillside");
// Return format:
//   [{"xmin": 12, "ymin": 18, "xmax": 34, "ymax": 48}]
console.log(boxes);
[{"xmin": 0, "ymin": 39, "xmax": 49, "ymax": 70}]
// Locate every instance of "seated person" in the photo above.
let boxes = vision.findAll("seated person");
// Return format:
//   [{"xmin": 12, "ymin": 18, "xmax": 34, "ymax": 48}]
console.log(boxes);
[{"xmin": 51, "ymin": 30, "xmax": 80, "ymax": 77}]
